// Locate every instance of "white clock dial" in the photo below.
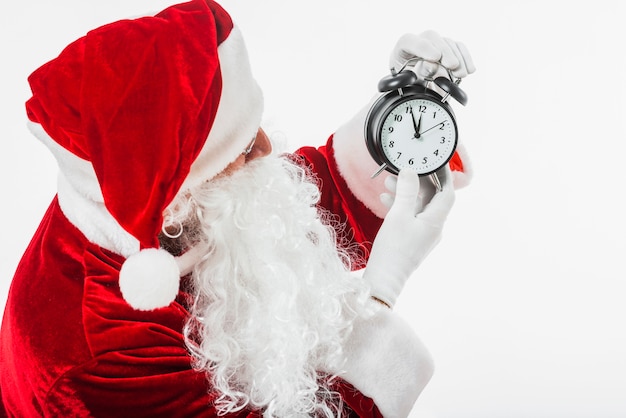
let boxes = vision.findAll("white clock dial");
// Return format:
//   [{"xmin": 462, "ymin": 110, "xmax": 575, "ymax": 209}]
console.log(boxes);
[{"xmin": 380, "ymin": 98, "xmax": 457, "ymax": 175}]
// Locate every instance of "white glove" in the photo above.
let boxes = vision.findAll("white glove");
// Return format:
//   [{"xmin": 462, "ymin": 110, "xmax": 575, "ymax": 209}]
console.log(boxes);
[
  {"xmin": 379, "ymin": 175, "xmax": 398, "ymax": 210},
  {"xmin": 379, "ymin": 171, "xmax": 437, "ymax": 211},
  {"xmin": 390, "ymin": 30, "xmax": 476, "ymax": 80},
  {"xmin": 364, "ymin": 167, "xmax": 455, "ymax": 308}
]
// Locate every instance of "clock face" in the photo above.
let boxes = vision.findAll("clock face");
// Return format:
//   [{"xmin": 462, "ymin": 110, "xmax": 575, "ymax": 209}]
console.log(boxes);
[{"xmin": 380, "ymin": 97, "xmax": 457, "ymax": 175}]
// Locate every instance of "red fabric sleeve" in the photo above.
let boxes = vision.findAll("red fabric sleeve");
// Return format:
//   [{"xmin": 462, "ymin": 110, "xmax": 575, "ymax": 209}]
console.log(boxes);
[{"xmin": 292, "ymin": 135, "xmax": 383, "ymax": 270}]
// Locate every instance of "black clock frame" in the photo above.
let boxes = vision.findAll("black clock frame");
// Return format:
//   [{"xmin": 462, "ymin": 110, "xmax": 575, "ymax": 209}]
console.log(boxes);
[{"xmin": 364, "ymin": 83, "xmax": 458, "ymax": 176}]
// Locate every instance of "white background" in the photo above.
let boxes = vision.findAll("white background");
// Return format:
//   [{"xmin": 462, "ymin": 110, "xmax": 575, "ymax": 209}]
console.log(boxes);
[{"xmin": 1, "ymin": 1, "xmax": 625, "ymax": 417}]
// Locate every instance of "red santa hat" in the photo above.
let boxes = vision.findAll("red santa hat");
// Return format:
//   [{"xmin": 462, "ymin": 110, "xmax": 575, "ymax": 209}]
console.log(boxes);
[{"xmin": 25, "ymin": 0, "xmax": 263, "ymax": 311}]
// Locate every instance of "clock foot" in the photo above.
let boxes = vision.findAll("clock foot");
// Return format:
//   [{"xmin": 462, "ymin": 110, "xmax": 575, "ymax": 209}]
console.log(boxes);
[
  {"xmin": 429, "ymin": 172, "xmax": 443, "ymax": 192},
  {"xmin": 370, "ymin": 163, "xmax": 388, "ymax": 179}
]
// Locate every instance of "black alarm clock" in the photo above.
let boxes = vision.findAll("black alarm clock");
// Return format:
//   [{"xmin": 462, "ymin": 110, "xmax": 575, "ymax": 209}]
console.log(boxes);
[{"xmin": 365, "ymin": 59, "xmax": 468, "ymax": 191}]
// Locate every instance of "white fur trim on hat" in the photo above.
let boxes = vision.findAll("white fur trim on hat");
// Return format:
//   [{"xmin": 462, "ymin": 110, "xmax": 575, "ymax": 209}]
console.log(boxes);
[
  {"xmin": 182, "ymin": 26, "xmax": 264, "ymax": 190},
  {"xmin": 30, "ymin": 121, "xmax": 140, "ymax": 258}
]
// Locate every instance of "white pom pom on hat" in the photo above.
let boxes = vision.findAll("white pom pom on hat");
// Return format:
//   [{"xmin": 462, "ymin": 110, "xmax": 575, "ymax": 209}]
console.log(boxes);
[{"xmin": 119, "ymin": 249, "xmax": 181, "ymax": 311}]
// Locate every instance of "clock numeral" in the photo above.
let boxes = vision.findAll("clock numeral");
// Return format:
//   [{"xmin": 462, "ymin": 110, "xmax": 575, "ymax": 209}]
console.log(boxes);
[
  {"xmin": 440, "ymin": 137, "xmax": 446, "ymax": 144},
  {"xmin": 388, "ymin": 126, "xmax": 394, "ymax": 133},
  {"xmin": 439, "ymin": 123, "xmax": 445, "ymax": 130},
  {"xmin": 396, "ymin": 152, "xmax": 402, "ymax": 160},
  {"xmin": 394, "ymin": 114, "xmax": 403, "ymax": 122},
  {"xmin": 433, "ymin": 149, "xmax": 439, "ymax": 156},
  {"xmin": 433, "ymin": 111, "xmax": 437, "ymax": 119},
  {"xmin": 418, "ymin": 105, "xmax": 427, "ymax": 113},
  {"xmin": 408, "ymin": 158, "xmax": 414, "ymax": 165},
  {"xmin": 389, "ymin": 141, "xmax": 395, "ymax": 148},
  {"xmin": 422, "ymin": 157, "xmax": 428, "ymax": 164}
]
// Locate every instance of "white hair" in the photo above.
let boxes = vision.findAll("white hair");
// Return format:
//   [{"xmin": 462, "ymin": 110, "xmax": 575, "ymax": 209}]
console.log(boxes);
[{"xmin": 165, "ymin": 155, "xmax": 372, "ymax": 417}]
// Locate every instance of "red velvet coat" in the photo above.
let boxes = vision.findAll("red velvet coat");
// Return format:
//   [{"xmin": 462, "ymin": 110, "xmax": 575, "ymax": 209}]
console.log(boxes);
[{"xmin": 0, "ymin": 138, "xmax": 386, "ymax": 417}]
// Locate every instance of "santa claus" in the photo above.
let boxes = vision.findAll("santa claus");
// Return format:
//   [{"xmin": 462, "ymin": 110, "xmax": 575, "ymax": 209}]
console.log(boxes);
[{"xmin": 0, "ymin": 0, "xmax": 474, "ymax": 416}]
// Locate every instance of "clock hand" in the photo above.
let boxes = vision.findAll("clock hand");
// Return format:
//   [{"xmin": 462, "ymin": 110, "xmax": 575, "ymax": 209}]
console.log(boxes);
[
  {"xmin": 419, "ymin": 121, "xmax": 445, "ymax": 136},
  {"xmin": 410, "ymin": 107, "xmax": 422, "ymax": 139}
]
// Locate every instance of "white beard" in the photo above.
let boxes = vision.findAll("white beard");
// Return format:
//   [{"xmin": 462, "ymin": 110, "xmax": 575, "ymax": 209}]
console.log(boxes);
[{"xmin": 165, "ymin": 155, "xmax": 371, "ymax": 417}]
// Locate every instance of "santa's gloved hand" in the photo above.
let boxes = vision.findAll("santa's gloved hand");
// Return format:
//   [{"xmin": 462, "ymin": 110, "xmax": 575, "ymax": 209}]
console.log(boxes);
[
  {"xmin": 390, "ymin": 30, "xmax": 475, "ymax": 80},
  {"xmin": 364, "ymin": 167, "xmax": 455, "ymax": 308},
  {"xmin": 379, "ymin": 175, "xmax": 398, "ymax": 210},
  {"xmin": 379, "ymin": 168, "xmax": 438, "ymax": 212}
]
